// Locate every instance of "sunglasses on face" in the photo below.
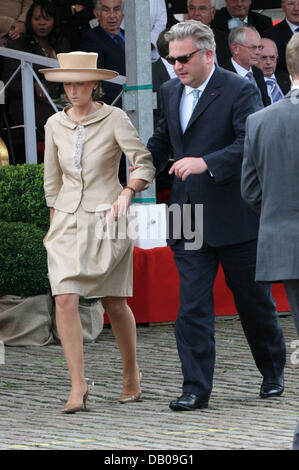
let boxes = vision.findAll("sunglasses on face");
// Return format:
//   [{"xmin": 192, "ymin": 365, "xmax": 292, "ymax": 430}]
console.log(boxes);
[{"xmin": 166, "ymin": 49, "xmax": 203, "ymax": 65}]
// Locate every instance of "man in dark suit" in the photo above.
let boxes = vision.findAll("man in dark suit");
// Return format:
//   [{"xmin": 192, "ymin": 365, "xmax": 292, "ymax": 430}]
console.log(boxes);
[
  {"xmin": 147, "ymin": 20, "xmax": 286, "ymax": 411},
  {"xmin": 263, "ymin": 0, "xmax": 299, "ymax": 75},
  {"xmin": 187, "ymin": 0, "xmax": 231, "ymax": 65},
  {"xmin": 222, "ymin": 26, "xmax": 271, "ymax": 106},
  {"xmin": 79, "ymin": 0, "xmax": 125, "ymax": 106},
  {"xmin": 257, "ymin": 37, "xmax": 291, "ymax": 101},
  {"xmin": 241, "ymin": 32, "xmax": 299, "ymax": 450},
  {"xmin": 212, "ymin": 0, "xmax": 272, "ymax": 35}
]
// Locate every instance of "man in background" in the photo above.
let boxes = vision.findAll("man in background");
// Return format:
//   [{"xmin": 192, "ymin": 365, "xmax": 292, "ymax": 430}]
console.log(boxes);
[
  {"xmin": 222, "ymin": 26, "xmax": 270, "ymax": 106},
  {"xmin": 187, "ymin": 0, "xmax": 231, "ymax": 65},
  {"xmin": 241, "ymin": 32, "xmax": 299, "ymax": 450},
  {"xmin": 212, "ymin": 0, "xmax": 272, "ymax": 35},
  {"xmin": 79, "ymin": 0, "xmax": 125, "ymax": 106},
  {"xmin": 257, "ymin": 37, "xmax": 290, "ymax": 102},
  {"xmin": 264, "ymin": 0, "xmax": 299, "ymax": 75}
]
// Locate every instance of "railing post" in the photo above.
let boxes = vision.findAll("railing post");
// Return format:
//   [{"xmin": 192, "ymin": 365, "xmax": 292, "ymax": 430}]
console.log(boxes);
[
  {"xmin": 123, "ymin": 0, "xmax": 157, "ymax": 203},
  {"xmin": 21, "ymin": 60, "xmax": 37, "ymax": 164}
]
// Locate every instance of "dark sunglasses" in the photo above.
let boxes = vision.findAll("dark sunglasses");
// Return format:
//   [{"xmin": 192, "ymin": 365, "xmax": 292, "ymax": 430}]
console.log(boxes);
[{"xmin": 166, "ymin": 49, "xmax": 203, "ymax": 65}]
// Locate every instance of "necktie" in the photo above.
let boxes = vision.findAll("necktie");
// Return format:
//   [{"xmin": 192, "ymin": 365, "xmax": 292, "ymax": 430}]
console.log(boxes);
[
  {"xmin": 113, "ymin": 34, "xmax": 125, "ymax": 52},
  {"xmin": 246, "ymin": 71, "xmax": 262, "ymax": 100},
  {"xmin": 191, "ymin": 89, "xmax": 201, "ymax": 112},
  {"xmin": 265, "ymin": 78, "xmax": 283, "ymax": 103},
  {"xmin": 295, "ymin": 27, "xmax": 299, "ymax": 33},
  {"xmin": 246, "ymin": 71, "xmax": 256, "ymax": 86}
]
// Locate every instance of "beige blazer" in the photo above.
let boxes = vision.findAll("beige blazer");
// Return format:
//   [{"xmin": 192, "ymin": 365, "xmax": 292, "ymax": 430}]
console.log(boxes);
[{"xmin": 44, "ymin": 103, "xmax": 155, "ymax": 213}]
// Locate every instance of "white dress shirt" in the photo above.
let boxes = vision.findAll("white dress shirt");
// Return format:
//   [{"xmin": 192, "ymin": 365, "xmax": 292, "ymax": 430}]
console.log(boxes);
[
  {"xmin": 120, "ymin": 0, "xmax": 167, "ymax": 62},
  {"xmin": 286, "ymin": 18, "xmax": 299, "ymax": 34},
  {"xmin": 231, "ymin": 58, "xmax": 253, "ymax": 78},
  {"xmin": 179, "ymin": 65, "xmax": 215, "ymax": 133},
  {"xmin": 150, "ymin": 0, "xmax": 167, "ymax": 62}
]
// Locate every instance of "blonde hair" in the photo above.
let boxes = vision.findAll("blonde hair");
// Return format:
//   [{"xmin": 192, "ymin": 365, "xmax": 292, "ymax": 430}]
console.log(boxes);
[{"xmin": 286, "ymin": 33, "xmax": 299, "ymax": 79}]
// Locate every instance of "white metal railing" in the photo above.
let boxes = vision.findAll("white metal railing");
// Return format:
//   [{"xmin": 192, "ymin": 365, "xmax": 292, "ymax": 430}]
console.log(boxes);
[{"xmin": 0, "ymin": 47, "xmax": 125, "ymax": 164}]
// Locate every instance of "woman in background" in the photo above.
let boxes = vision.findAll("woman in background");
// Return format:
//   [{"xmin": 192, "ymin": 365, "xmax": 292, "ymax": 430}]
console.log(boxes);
[{"xmin": 2, "ymin": 0, "xmax": 70, "ymax": 162}]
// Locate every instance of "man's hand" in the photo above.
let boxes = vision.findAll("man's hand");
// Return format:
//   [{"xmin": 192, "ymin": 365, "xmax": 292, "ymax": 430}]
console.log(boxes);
[{"xmin": 169, "ymin": 157, "xmax": 208, "ymax": 181}]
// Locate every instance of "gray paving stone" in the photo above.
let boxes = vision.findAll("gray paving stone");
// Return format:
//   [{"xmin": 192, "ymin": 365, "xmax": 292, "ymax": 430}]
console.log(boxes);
[{"xmin": 0, "ymin": 315, "xmax": 298, "ymax": 450}]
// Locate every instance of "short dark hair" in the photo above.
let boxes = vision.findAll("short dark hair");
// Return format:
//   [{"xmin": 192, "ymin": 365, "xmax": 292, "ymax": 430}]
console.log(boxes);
[{"xmin": 156, "ymin": 29, "xmax": 170, "ymax": 59}]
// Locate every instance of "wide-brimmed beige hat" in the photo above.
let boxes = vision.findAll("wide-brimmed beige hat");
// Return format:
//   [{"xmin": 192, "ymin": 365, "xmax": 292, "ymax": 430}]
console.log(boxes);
[{"xmin": 39, "ymin": 51, "xmax": 118, "ymax": 82}]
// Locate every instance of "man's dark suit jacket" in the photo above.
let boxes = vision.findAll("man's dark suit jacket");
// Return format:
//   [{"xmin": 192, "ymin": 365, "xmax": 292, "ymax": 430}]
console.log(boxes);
[
  {"xmin": 212, "ymin": 7, "xmax": 272, "ymax": 35},
  {"xmin": 263, "ymin": 19, "xmax": 293, "ymax": 75},
  {"xmin": 151, "ymin": 58, "xmax": 174, "ymax": 190},
  {"xmin": 212, "ymin": 27, "xmax": 231, "ymax": 66},
  {"xmin": 79, "ymin": 24, "xmax": 126, "ymax": 106},
  {"xmin": 274, "ymin": 69, "xmax": 291, "ymax": 95},
  {"xmin": 147, "ymin": 66, "xmax": 262, "ymax": 247},
  {"xmin": 152, "ymin": 58, "xmax": 171, "ymax": 129},
  {"xmin": 222, "ymin": 60, "xmax": 271, "ymax": 107}
]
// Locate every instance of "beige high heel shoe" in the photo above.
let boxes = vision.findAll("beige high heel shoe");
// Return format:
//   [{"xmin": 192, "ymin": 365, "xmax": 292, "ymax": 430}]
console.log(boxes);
[
  {"xmin": 61, "ymin": 385, "xmax": 90, "ymax": 414},
  {"xmin": 119, "ymin": 371, "xmax": 142, "ymax": 404}
]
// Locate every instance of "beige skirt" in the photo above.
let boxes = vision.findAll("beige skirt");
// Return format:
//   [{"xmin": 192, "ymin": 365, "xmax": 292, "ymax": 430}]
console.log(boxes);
[{"xmin": 44, "ymin": 205, "xmax": 134, "ymax": 297}]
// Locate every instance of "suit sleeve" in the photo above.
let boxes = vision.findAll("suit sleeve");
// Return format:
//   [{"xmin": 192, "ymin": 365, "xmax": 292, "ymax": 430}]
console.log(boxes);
[
  {"xmin": 147, "ymin": 86, "xmax": 173, "ymax": 175},
  {"xmin": 113, "ymin": 110, "xmax": 156, "ymax": 188},
  {"xmin": 240, "ymin": 116, "xmax": 262, "ymax": 214},
  {"xmin": 203, "ymin": 81, "xmax": 263, "ymax": 184},
  {"xmin": 43, "ymin": 119, "xmax": 63, "ymax": 208}
]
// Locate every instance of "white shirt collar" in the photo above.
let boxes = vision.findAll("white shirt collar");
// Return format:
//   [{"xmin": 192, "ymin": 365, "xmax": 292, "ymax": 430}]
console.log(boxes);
[
  {"xmin": 286, "ymin": 18, "xmax": 299, "ymax": 34},
  {"xmin": 231, "ymin": 58, "xmax": 252, "ymax": 77},
  {"xmin": 184, "ymin": 64, "xmax": 216, "ymax": 96},
  {"xmin": 264, "ymin": 73, "xmax": 276, "ymax": 81}
]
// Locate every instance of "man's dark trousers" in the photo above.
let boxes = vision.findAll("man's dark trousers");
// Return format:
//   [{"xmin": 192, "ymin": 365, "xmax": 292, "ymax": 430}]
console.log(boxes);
[{"xmin": 172, "ymin": 236, "xmax": 286, "ymax": 399}]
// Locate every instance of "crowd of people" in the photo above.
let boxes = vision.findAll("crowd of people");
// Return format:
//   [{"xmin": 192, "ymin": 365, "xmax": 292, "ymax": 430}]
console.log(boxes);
[
  {"xmin": 0, "ymin": 0, "xmax": 298, "ymax": 450},
  {"xmin": 1, "ymin": 0, "xmax": 298, "ymax": 161},
  {"xmin": 0, "ymin": 2, "xmax": 294, "ymax": 154}
]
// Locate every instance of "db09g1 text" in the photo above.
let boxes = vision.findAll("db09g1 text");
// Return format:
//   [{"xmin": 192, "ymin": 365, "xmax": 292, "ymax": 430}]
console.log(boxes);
[{"xmin": 148, "ymin": 455, "xmax": 193, "ymax": 464}]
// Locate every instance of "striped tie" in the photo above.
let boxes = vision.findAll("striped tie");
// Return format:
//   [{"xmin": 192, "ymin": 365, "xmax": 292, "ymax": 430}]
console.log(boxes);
[{"xmin": 266, "ymin": 78, "xmax": 283, "ymax": 103}]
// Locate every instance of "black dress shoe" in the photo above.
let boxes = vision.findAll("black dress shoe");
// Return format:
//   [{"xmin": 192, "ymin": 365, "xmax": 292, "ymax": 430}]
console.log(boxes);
[
  {"xmin": 169, "ymin": 393, "xmax": 209, "ymax": 411},
  {"xmin": 260, "ymin": 376, "xmax": 284, "ymax": 399}
]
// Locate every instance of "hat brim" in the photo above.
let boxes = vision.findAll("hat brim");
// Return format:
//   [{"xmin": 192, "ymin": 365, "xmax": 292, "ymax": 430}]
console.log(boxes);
[{"xmin": 38, "ymin": 68, "xmax": 118, "ymax": 82}]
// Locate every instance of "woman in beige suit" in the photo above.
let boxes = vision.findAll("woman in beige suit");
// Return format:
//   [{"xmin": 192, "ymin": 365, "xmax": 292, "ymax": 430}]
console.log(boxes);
[{"xmin": 40, "ymin": 52, "xmax": 155, "ymax": 413}]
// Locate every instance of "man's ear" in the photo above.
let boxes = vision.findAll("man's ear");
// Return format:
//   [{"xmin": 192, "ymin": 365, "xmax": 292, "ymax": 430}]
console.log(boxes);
[{"xmin": 230, "ymin": 43, "xmax": 238, "ymax": 58}]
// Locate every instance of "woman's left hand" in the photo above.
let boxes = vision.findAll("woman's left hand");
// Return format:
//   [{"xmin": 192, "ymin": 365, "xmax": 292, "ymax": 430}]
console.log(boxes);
[
  {"xmin": 110, "ymin": 188, "xmax": 133, "ymax": 220},
  {"xmin": 8, "ymin": 22, "xmax": 25, "ymax": 40}
]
